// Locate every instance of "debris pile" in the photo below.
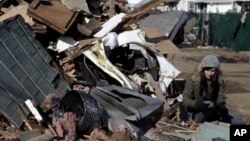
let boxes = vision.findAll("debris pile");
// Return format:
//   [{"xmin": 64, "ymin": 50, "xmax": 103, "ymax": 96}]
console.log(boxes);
[{"xmin": 0, "ymin": 0, "xmax": 230, "ymax": 141}]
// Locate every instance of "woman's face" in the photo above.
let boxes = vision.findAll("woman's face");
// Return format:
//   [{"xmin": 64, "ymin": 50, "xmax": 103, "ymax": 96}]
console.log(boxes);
[{"xmin": 204, "ymin": 68, "xmax": 216, "ymax": 80}]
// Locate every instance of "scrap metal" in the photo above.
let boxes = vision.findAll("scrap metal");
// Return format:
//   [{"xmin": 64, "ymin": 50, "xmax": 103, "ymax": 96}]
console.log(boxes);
[{"xmin": 0, "ymin": 15, "xmax": 70, "ymax": 128}]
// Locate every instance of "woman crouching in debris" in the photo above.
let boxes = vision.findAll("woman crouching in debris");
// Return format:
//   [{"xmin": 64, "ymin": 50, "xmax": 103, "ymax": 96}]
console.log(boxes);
[{"xmin": 182, "ymin": 55, "xmax": 231, "ymax": 129}]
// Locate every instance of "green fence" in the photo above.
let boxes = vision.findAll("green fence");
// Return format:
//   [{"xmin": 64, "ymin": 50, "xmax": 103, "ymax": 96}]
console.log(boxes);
[
  {"xmin": 209, "ymin": 13, "xmax": 250, "ymax": 51},
  {"xmin": 187, "ymin": 12, "xmax": 250, "ymax": 51}
]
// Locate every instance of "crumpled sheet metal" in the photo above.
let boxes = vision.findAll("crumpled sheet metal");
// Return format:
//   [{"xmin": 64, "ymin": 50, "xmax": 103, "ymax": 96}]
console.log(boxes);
[
  {"xmin": 82, "ymin": 42, "xmax": 137, "ymax": 90},
  {"xmin": 119, "ymin": 29, "xmax": 181, "ymax": 88},
  {"xmin": 156, "ymin": 54, "xmax": 181, "ymax": 88},
  {"xmin": 102, "ymin": 28, "xmax": 181, "ymax": 90}
]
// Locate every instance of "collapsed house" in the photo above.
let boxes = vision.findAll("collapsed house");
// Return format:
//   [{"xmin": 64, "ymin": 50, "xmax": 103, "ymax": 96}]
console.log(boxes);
[{"xmin": 0, "ymin": 0, "xmax": 231, "ymax": 141}]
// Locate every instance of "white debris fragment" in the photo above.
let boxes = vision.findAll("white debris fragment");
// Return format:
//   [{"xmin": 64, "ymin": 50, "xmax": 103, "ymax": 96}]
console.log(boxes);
[
  {"xmin": 117, "ymin": 29, "xmax": 146, "ymax": 46},
  {"xmin": 94, "ymin": 13, "xmax": 126, "ymax": 38},
  {"xmin": 48, "ymin": 36, "xmax": 79, "ymax": 53},
  {"xmin": 25, "ymin": 99, "xmax": 43, "ymax": 122},
  {"xmin": 102, "ymin": 32, "xmax": 119, "ymax": 49}
]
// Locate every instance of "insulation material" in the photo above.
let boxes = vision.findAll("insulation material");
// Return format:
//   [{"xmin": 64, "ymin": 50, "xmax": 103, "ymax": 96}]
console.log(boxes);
[{"xmin": 52, "ymin": 112, "xmax": 77, "ymax": 141}]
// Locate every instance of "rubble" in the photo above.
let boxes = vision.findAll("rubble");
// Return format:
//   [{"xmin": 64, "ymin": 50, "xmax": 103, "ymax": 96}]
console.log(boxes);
[
  {"xmin": 0, "ymin": 0, "xmax": 235, "ymax": 141},
  {"xmin": 27, "ymin": 0, "xmax": 79, "ymax": 34},
  {"xmin": 139, "ymin": 11, "xmax": 188, "ymax": 44}
]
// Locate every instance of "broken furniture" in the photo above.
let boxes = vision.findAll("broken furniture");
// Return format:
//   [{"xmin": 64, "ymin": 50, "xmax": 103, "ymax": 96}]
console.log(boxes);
[{"xmin": 27, "ymin": 0, "xmax": 79, "ymax": 34}]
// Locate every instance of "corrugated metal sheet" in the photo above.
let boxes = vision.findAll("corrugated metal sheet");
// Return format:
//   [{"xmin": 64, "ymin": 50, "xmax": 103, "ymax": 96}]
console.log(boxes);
[
  {"xmin": 6, "ymin": 16, "xmax": 51, "ymax": 62},
  {"xmin": 0, "ymin": 61, "xmax": 41, "ymax": 106},
  {"xmin": 0, "ymin": 27, "xmax": 56, "ymax": 94},
  {"xmin": 0, "ymin": 83, "xmax": 28, "ymax": 127},
  {"xmin": 5, "ymin": 16, "xmax": 58, "ymax": 81},
  {"xmin": 0, "ymin": 15, "xmax": 70, "ymax": 127},
  {"xmin": 0, "ymin": 41, "xmax": 46, "ymax": 102}
]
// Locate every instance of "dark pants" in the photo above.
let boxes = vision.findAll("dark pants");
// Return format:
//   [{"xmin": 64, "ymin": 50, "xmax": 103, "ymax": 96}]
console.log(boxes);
[
  {"xmin": 179, "ymin": 102, "xmax": 231, "ymax": 123},
  {"xmin": 193, "ymin": 108, "xmax": 218, "ymax": 123}
]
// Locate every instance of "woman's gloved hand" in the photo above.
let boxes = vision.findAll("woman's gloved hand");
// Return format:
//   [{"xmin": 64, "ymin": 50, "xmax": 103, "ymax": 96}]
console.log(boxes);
[
  {"xmin": 203, "ymin": 101, "xmax": 215, "ymax": 108},
  {"xmin": 195, "ymin": 100, "xmax": 208, "ymax": 110}
]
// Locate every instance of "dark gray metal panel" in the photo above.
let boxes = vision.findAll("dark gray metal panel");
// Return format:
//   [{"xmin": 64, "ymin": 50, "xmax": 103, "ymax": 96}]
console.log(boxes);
[
  {"xmin": 0, "ymin": 41, "xmax": 45, "ymax": 103},
  {"xmin": 0, "ymin": 27, "xmax": 57, "ymax": 94},
  {"xmin": 10, "ymin": 31, "xmax": 57, "ymax": 82},
  {"xmin": 90, "ymin": 85, "xmax": 163, "ymax": 135},
  {"xmin": 5, "ymin": 18, "xmax": 58, "ymax": 82},
  {"xmin": 38, "ymin": 78, "xmax": 57, "ymax": 94},
  {"xmin": 0, "ymin": 62, "xmax": 33, "ymax": 110},
  {"xmin": 0, "ymin": 84, "xmax": 25, "ymax": 127},
  {"xmin": 6, "ymin": 16, "xmax": 52, "ymax": 63},
  {"xmin": 57, "ymin": 81, "xmax": 71, "ymax": 94},
  {"xmin": 0, "ymin": 16, "xmax": 70, "ymax": 127}
]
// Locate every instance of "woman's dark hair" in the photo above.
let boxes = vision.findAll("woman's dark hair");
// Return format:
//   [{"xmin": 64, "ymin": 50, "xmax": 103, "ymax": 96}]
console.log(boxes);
[{"xmin": 199, "ymin": 68, "xmax": 222, "ymax": 100}]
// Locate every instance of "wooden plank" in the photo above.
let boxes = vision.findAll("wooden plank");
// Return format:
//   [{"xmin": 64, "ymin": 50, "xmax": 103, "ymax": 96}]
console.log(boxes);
[
  {"xmin": 142, "ymin": 26, "xmax": 165, "ymax": 38},
  {"xmin": 59, "ymin": 38, "xmax": 95, "ymax": 65},
  {"xmin": 27, "ymin": 1, "xmax": 78, "ymax": 34},
  {"xmin": 154, "ymin": 40, "xmax": 180, "ymax": 54},
  {"xmin": 142, "ymin": 26, "xmax": 180, "ymax": 54}
]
